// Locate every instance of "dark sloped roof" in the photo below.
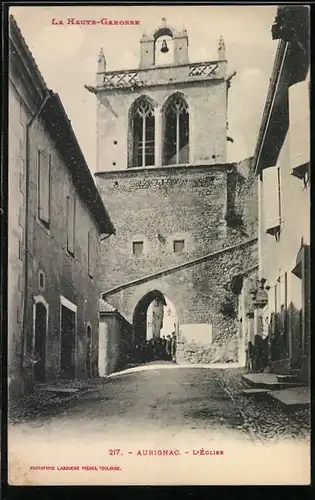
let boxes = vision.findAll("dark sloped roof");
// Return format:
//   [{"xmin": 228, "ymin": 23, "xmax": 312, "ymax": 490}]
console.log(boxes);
[
  {"xmin": 253, "ymin": 6, "xmax": 310, "ymax": 175},
  {"xmin": 41, "ymin": 92, "xmax": 115, "ymax": 235},
  {"xmin": 99, "ymin": 299, "xmax": 117, "ymax": 313}
]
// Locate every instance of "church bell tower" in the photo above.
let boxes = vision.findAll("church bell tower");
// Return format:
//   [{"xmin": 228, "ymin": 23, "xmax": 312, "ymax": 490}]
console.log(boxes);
[
  {"xmin": 86, "ymin": 19, "xmax": 257, "ymax": 360},
  {"xmin": 86, "ymin": 18, "xmax": 230, "ymax": 172}
]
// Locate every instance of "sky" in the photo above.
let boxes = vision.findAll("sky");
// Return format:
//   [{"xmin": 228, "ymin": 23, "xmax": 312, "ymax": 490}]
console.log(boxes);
[{"xmin": 10, "ymin": 5, "xmax": 278, "ymax": 171}]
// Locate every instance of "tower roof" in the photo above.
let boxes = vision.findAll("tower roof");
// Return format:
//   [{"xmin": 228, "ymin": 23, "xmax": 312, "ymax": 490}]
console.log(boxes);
[{"xmin": 141, "ymin": 17, "xmax": 187, "ymax": 42}]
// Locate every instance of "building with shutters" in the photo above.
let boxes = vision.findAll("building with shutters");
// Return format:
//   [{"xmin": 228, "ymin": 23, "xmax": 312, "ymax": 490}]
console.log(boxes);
[
  {"xmin": 249, "ymin": 6, "xmax": 310, "ymax": 383},
  {"xmin": 8, "ymin": 15, "xmax": 115, "ymax": 396},
  {"xmin": 86, "ymin": 18, "xmax": 258, "ymax": 364}
]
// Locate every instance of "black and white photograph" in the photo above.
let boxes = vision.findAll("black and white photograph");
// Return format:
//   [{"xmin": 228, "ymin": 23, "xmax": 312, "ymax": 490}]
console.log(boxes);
[{"xmin": 7, "ymin": 4, "xmax": 310, "ymax": 485}]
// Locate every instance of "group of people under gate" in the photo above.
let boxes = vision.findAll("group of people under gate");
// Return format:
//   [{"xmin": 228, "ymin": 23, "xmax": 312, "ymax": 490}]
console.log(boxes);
[
  {"xmin": 245, "ymin": 312, "xmax": 292, "ymax": 373},
  {"xmin": 245, "ymin": 335, "xmax": 269, "ymax": 373},
  {"xmin": 135, "ymin": 331, "xmax": 177, "ymax": 363}
]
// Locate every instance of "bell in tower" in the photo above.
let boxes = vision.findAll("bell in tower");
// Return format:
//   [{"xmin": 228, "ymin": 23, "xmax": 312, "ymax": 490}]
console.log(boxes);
[
  {"xmin": 140, "ymin": 18, "xmax": 189, "ymax": 68},
  {"xmin": 161, "ymin": 39, "xmax": 169, "ymax": 53}
]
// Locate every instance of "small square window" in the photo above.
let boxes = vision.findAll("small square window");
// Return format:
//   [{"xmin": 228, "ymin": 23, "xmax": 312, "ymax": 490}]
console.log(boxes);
[
  {"xmin": 173, "ymin": 240, "xmax": 185, "ymax": 253},
  {"xmin": 132, "ymin": 241, "xmax": 144, "ymax": 255}
]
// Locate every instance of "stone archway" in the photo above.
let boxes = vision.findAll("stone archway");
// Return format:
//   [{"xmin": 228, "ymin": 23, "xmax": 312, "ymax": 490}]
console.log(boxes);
[
  {"xmin": 133, "ymin": 289, "xmax": 179, "ymax": 362},
  {"xmin": 133, "ymin": 289, "xmax": 166, "ymax": 344}
]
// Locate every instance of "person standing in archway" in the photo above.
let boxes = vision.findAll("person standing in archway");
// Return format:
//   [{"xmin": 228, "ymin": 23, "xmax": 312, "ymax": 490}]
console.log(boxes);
[
  {"xmin": 171, "ymin": 330, "xmax": 177, "ymax": 362},
  {"xmin": 166, "ymin": 335, "xmax": 172, "ymax": 360},
  {"xmin": 161, "ymin": 335, "xmax": 167, "ymax": 360}
]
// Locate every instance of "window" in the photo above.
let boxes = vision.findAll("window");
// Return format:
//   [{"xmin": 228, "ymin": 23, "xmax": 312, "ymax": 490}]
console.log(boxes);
[
  {"xmin": 38, "ymin": 270, "xmax": 45, "ymax": 290},
  {"xmin": 86, "ymin": 325, "xmax": 92, "ymax": 378},
  {"xmin": 66, "ymin": 194, "xmax": 76, "ymax": 255},
  {"xmin": 129, "ymin": 97, "xmax": 155, "ymax": 168},
  {"xmin": 173, "ymin": 240, "xmax": 185, "ymax": 253},
  {"xmin": 163, "ymin": 94, "xmax": 189, "ymax": 166},
  {"xmin": 132, "ymin": 241, "xmax": 144, "ymax": 255},
  {"xmin": 37, "ymin": 150, "xmax": 51, "ymax": 227},
  {"xmin": 60, "ymin": 297, "xmax": 77, "ymax": 380}
]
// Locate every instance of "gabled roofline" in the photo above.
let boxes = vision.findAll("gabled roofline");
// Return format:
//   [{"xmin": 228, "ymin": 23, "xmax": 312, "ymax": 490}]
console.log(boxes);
[{"xmin": 9, "ymin": 14, "xmax": 47, "ymax": 102}]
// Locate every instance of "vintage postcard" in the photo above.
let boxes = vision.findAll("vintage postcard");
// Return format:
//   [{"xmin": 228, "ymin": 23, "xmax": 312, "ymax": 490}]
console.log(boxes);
[{"xmin": 7, "ymin": 4, "xmax": 310, "ymax": 486}]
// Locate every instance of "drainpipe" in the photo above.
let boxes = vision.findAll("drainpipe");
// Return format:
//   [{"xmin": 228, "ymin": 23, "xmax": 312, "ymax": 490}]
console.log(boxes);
[{"xmin": 21, "ymin": 93, "xmax": 51, "ymax": 375}]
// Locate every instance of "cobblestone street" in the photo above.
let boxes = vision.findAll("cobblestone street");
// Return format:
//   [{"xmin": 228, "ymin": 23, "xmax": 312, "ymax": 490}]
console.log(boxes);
[
  {"xmin": 7, "ymin": 6, "xmax": 311, "ymax": 488},
  {"xmin": 8, "ymin": 364, "xmax": 310, "ymax": 485},
  {"xmin": 9, "ymin": 364, "xmax": 310, "ymax": 441}
]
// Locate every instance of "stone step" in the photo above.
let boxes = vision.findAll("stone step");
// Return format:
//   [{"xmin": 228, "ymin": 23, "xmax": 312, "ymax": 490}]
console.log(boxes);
[
  {"xmin": 242, "ymin": 373, "xmax": 305, "ymax": 390},
  {"xmin": 276, "ymin": 374, "xmax": 301, "ymax": 383},
  {"xmin": 241, "ymin": 388, "xmax": 271, "ymax": 398},
  {"xmin": 268, "ymin": 386, "xmax": 310, "ymax": 411}
]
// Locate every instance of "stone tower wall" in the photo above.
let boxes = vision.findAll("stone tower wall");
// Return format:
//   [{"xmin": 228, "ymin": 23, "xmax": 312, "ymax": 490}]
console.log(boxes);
[{"xmin": 96, "ymin": 158, "xmax": 258, "ymax": 362}]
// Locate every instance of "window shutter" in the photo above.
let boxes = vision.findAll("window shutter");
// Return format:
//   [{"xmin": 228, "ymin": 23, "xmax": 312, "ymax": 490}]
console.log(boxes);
[
  {"xmin": 67, "ymin": 195, "xmax": 75, "ymax": 254},
  {"xmin": 262, "ymin": 166, "xmax": 280, "ymax": 232},
  {"xmin": 289, "ymin": 77, "xmax": 310, "ymax": 170},
  {"xmin": 88, "ymin": 230, "xmax": 93, "ymax": 277},
  {"xmin": 93, "ymin": 233, "xmax": 97, "ymax": 277},
  {"xmin": 88, "ymin": 231, "xmax": 91, "ymax": 275},
  {"xmin": 38, "ymin": 151, "xmax": 51, "ymax": 225}
]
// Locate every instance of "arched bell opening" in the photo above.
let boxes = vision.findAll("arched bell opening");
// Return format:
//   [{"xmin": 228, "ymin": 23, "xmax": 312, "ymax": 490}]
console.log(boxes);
[{"xmin": 154, "ymin": 34, "xmax": 174, "ymax": 66}]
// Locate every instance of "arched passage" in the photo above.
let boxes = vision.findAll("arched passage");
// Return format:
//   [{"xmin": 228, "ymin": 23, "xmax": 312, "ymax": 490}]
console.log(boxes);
[
  {"xmin": 133, "ymin": 289, "xmax": 179, "ymax": 339},
  {"xmin": 147, "ymin": 296, "xmax": 178, "ymax": 340},
  {"xmin": 133, "ymin": 289, "xmax": 179, "ymax": 362},
  {"xmin": 133, "ymin": 289, "xmax": 166, "ymax": 343}
]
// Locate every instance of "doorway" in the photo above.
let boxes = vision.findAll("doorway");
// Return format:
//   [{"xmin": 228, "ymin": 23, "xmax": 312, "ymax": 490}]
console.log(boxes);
[
  {"xmin": 98, "ymin": 321, "xmax": 108, "ymax": 377},
  {"xmin": 34, "ymin": 302, "xmax": 47, "ymax": 383},
  {"xmin": 60, "ymin": 304, "xmax": 76, "ymax": 379},
  {"xmin": 86, "ymin": 324, "xmax": 92, "ymax": 378}
]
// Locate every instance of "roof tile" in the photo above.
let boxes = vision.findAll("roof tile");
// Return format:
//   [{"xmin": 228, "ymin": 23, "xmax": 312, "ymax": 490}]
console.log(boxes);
[{"xmin": 99, "ymin": 299, "xmax": 117, "ymax": 313}]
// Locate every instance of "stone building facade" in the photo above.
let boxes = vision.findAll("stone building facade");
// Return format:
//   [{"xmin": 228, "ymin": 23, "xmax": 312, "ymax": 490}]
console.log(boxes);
[
  {"xmin": 251, "ymin": 6, "xmax": 310, "ymax": 382},
  {"xmin": 87, "ymin": 19, "xmax": 258, "ymax": 363},
  {"xmin": 98, "ymin": 299, "xmax": 133, "ymax": 376},
  {"xmin": 8, "ymin": 16, "xmax": 115, "ymax": 396}
]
